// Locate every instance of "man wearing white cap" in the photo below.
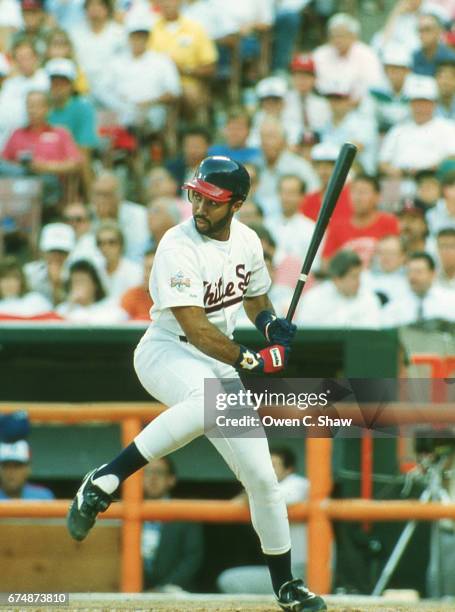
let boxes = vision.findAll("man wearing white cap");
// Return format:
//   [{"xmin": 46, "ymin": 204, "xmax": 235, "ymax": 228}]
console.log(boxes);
[
  {"xmin": 0, "ymin": 440, "xmax": 54, "ymax": 500},
  {"xmin": 24, "ymin": 222, "xmax": 76, "ymax": 305},
  {"xmin": 100, "ymin": 18, "xmax": 181, "ymax": 133},
  {"xmin": 379, "ymin": 74, "xmax": 455, "ymax": 177},
  {"xmin": 365, "ymin": 45, "xmax": 412, "ymax": 133},
  {"xmin": 248, "ymin": 77, "xmax": 299, "ymax": 147}
]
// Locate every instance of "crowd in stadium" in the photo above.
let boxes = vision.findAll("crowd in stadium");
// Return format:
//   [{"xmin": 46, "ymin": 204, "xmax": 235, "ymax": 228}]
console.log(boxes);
[{"xmin": 0, "ymin": 0, "xmax": 455, "ymax": 328}]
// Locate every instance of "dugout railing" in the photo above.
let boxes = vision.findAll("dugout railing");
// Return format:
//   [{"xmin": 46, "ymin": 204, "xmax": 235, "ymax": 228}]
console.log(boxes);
[{"xmin": 1, "ymin": 402, "xmax": 455, "ymax": 595}]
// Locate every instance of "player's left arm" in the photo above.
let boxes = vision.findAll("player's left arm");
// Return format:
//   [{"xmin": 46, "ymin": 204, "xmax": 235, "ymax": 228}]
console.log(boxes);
[{"xmin": 244, "ymin": 293, "xmax": 297, "ymax": 347}]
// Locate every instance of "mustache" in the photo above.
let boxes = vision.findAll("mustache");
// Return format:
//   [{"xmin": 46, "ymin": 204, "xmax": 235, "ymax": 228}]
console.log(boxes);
[{"xmin": 194, "ymin": 216, "xmax": 210, "ymax": 223}]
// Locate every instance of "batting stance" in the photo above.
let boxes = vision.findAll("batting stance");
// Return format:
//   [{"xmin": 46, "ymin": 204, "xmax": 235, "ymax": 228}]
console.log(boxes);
[{"xmin": 67, "ymin": 156, "xmax": 326, "ymax": 611}]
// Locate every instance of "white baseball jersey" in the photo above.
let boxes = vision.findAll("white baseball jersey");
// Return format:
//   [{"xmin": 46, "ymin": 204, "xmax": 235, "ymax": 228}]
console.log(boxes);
[{"xmin": 148, "ymin": 217, "xmax": 271, "ymax": 337}]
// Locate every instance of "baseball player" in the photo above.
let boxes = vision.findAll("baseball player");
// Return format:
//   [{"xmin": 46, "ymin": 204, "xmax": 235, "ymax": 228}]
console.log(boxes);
[{"xmin": 67, "ymin": 156, "xmax": 326, "ymax": 612}]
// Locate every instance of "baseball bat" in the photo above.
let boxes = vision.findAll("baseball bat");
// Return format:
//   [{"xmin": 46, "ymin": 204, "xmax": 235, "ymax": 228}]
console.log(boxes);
[{"xmin": 286, "ymin": 142, "xmax": 357, "ymax": 322}]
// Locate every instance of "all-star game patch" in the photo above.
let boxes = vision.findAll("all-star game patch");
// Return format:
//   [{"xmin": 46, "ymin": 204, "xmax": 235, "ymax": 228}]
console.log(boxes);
[{"xmin": 170, "ymin": 271, "xmax": 191, "ymax": 291}]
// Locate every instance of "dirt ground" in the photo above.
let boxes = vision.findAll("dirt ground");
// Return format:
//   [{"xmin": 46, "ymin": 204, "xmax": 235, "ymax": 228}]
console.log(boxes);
[{"xmin": 2, "ymin": 596, "xmax": 455, "ymax": 612}]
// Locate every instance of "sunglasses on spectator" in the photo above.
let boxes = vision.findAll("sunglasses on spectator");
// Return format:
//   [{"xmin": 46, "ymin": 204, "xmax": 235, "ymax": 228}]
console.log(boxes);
[
  {"xmin": 97, "ymin": 238, "xmax": 120, "ymax": 247},
  {"xmin": 64, "ymin": 215, "xmax": 88, "ymax": 223}
]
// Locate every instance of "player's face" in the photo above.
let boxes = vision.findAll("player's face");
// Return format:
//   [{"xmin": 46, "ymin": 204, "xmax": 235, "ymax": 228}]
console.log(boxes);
[{"xmin": 190, "ymin": 190, "xmax": 241, "ymax": 239}]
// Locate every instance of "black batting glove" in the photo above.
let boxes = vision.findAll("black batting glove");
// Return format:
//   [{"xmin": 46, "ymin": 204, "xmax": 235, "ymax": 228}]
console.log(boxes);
[{"xmin": 255, "ymin": 310, "xmax": 297, "ymax": 347}]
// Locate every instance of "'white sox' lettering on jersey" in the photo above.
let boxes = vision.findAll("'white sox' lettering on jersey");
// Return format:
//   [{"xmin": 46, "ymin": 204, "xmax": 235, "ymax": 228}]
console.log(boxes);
[{"xmin": 204, "ymin": 265, "xmax": 252, "ymax": 313}]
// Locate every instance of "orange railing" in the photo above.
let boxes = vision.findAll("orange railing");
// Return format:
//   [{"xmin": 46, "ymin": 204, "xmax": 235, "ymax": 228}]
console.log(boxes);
[{"xmin": 2, "ymin": 403, "xmax": 455, "ymax": 595}]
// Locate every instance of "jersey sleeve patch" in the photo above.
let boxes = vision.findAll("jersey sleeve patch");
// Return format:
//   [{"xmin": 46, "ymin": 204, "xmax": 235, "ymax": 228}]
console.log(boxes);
[{"xmin": 170, "ymin": 271, "xmax": 192, "ymax": 291}]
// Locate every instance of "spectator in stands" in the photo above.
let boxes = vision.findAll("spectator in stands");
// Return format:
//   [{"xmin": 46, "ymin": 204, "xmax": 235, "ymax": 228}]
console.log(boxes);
[
  {"xmin": 412, "ymin": 12, "xmax": 455, "ymax": 76},
  {"xmin": 248, "ymin": 77, "xmax": 297, "ymax": 147},
  {"xmin": 0, "ymin": 256, "xmax": 52, "ymax": 316},
  {"xmin": 0, "ymin": 0, "xmax": 21, "ymax": 49},
  {"xmin": 142, "ymin": 457, "xmax": 203, "ymax": 592},
  {"xmin": 272, "ymin": 0, "xmax": 309, "ymax": 72},
  {"xmin": 222, "ymin": 0, "xmax": 274, "ymax": 81},
  {"xmin": 148, "ymin": 197, "xmax": 181, "ymax": 248},
  {"xmin": 366, "ymin": 46, "xmax": 412, "ymax": 134},
  {"xmin": 265, "ymin": 175, "xmax": 318, "ymax": 264},
  {"xmin": 45, "ymin": 0, "xmax": 86, "ymax": 31},
  {"xmin": 182, "ymin": 0, "xmax": 237, "ymax": 43},
  {"xmin": 427, "ymin": 169, "xmax": 455, "ymax": 234},
  {"xmin": 45, "ymin": 28, "xmax": 89, "ymax": 95},
  {"xmin": 209, "ymin": 107, "xmax": 261, "ymax": 165},
  {"xmin": 148, "ymin": 0, "xmax": 218, "ymax": 121},
  {"xmin": 91, "ymin": 171, "xmax": 150, "ymax": 262},
  {"xmin": 102, "ymin": 18, "xmax": 181, "ymax": 134},
  {"xmin": 24, "ymin": 222, "xmax": 75, "ymax": 305},
  {"xmin": 120, "ymin": 248, "xmax": 154, "ymax": 321},
  {"xmin": 398, "ymin": 206, "xmax": 432, "ymax": 256},
  {"xmin": 0, "ymin": 39, "xmax": 49, "ymax": 149},
  {"xmin": 406, "ymin": 170, "xmax": 441, "ymax": 214},
  {"xmin": 244, "ymin": 162, "xmax": 260, "ymax": 205},
  {"xmin": 372, "ymin": 0, "xmax": 422, "ymax": 55},
  {"xmin": 236, "ymin": 200, "xmax": 264, "ymax": 227},
  {"xmin": 319, "ymin": 80, "xmax": 378, "ymax": 174},
  {"xmin": 297, "ymin": 250, "xmax": 382, "ymax": 328},
  {"xmin": 12, "ymin": 0, "xmax": 49, "ymax": 57},
  {"xmin": 255, "ymin": 118, "xmax": 319, "ymax": 218},
  {"xmin": 435, "ymin": 227, "xmax": 455, "ymax": 288},
  {"xmin": 283, "ymin": 54, "xmax": 331, "ymax": 141},
  {"xmin": 382, "ymin": 251, "xmax": 455, "ymax": 325},
  {"xmin": 363, "ymin": 235, "xmax": 408, "ymax": 304},
  {"xmin": 217, "ymin": 447, "xmax": 309, "ymax": 593},
  {"xmin": 435, "ymin": 60, "xmax": 455, "ymax": 117},
  {"xmin": 63, "ymin": 201, "xmax": 102, "ymax": 267},
  {"xmin": 46, "ymin": 58, "xmax": 98, "ymax": 193},
  {"xmin": 379, "ymin": 75, "xmax": 455, "ymax": 178},
  {"xmin": 300, "ymin": 142, "xmax": 352, "ymax": 222},
  {"xmin": 166, "ymin": 126, "xmax": 211, "ymax": 190},
  {"xmin": 57, "ymin": 258, "xmax": 127, "ymax": 323},
  {"xmin": 313, "ymin": 13, "xmax": 383, "ymax": 99},
  {"xmin": 69, "ymin": 0, "xmax": 127, "ymax": 104},
  {"xmin": 0, "ymin": 51, "xmax": 17, "ymax": 161},
  {"xmin": 0, "ymin": 440, "xmax": 54, "ymax": 500},
  {"xmin": 95, "ymin": 220, "xmax": 143, "ymax": 299},
  {"xmin": 145, "ymin": 166, "xmax": 190, "ymax": 221},
  {"xmin": 0, "ymin": 411, "xmax": 29, "ymax": 444},
  {"xmin": 322, "ymin": 174, "xmax": 400, "ymax": 267},
  {"xmin": 2, "ymin": 90, "xmax": 82, "ymax": 179}
]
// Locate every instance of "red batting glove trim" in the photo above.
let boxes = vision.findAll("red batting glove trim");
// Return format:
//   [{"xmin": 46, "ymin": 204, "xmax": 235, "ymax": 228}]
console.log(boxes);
[{"xmin": 259, "ymin": 344, "xmax": 286, "ymax": 373}]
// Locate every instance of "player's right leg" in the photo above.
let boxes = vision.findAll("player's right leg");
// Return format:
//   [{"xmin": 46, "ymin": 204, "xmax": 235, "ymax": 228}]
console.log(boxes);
[{"xmin": 67, "ymin": 331, "xmax": 219, "ymax": 541}]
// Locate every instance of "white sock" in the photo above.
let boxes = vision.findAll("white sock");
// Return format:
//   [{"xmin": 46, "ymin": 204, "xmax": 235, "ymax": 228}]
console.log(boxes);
[{"xmin": 92, "ymin": 473, "xmax": 119, "ymax": 495}]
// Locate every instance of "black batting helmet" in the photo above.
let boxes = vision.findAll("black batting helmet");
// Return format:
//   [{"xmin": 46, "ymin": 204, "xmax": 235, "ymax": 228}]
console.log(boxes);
[{"xmin": 183, "ymin": 156, "xmax": 250, "ymax": 203}]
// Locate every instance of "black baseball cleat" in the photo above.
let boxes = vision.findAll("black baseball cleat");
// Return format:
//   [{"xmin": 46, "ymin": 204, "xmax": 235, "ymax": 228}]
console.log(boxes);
[
  {"xmin": 67, "ymin": 467, "xmax": 112, "ymax": 541},
  {"xmin": 276, "ymin": 579, "xmax": 327, "ymax": 611}
]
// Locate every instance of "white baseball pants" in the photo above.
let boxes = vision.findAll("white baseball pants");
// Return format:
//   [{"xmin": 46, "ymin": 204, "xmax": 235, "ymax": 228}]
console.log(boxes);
[{"xmin": 133, "ymin": 327, "xmax": 291, "ymax": 555}]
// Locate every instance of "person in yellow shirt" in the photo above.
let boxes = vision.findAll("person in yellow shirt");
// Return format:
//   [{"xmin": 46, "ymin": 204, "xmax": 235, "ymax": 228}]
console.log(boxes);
[{"xmin": 149, "ymin": 0, "xmax": 218, "ymax": 120}]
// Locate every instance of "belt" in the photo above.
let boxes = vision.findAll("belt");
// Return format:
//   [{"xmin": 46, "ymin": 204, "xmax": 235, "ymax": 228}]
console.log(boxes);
[{"xmin": 179, "ymin": 335, "xmax": 188, "ymax": 343}]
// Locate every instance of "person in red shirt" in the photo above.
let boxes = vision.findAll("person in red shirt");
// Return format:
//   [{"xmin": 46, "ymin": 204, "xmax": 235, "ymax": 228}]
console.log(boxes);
[
  {"xmin": 322, "ymin": 173, "xmax": 400, "ymax": 267},
  {"xmin": 2, "ymin": 90, "xmax": 81, "ymax": 177},
  {"xmin": 300, "ymin": 142, "xmax": 352, "ymax": 222},
  {"xmin": 120, "ymin": 248, "xmax": 155, "ymax": 321}
]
